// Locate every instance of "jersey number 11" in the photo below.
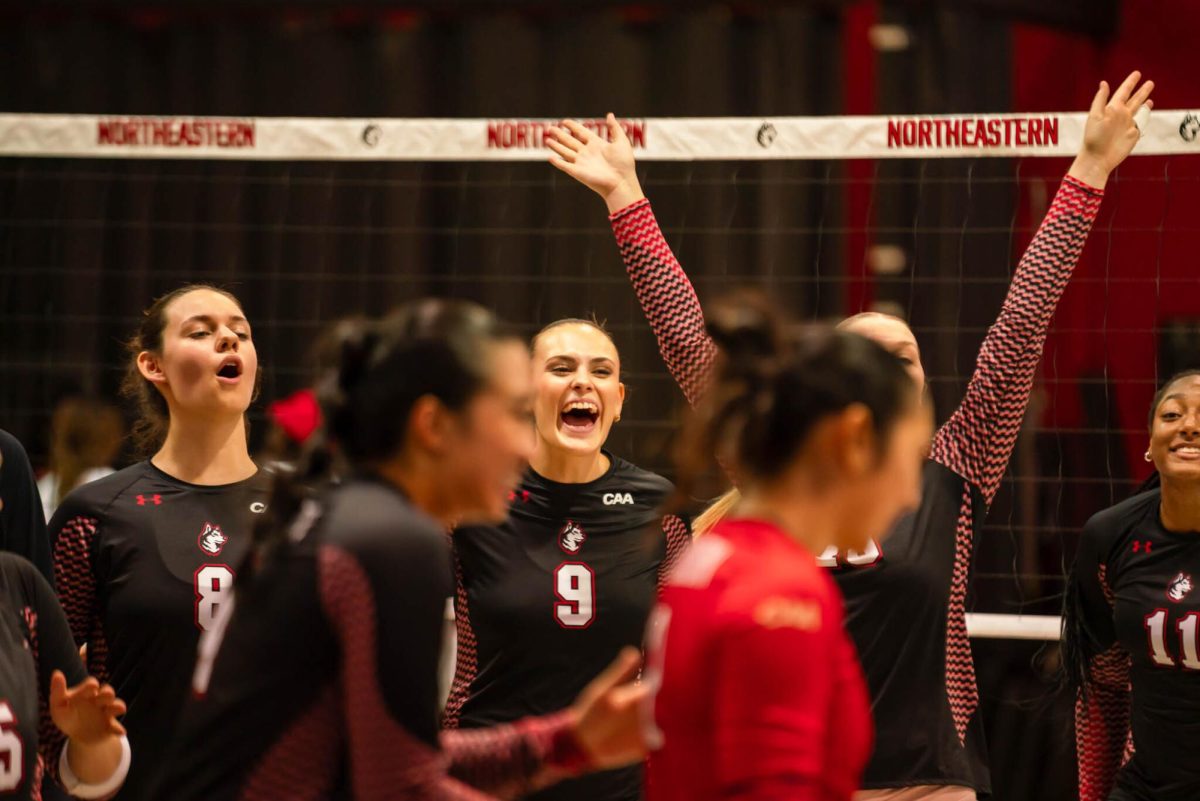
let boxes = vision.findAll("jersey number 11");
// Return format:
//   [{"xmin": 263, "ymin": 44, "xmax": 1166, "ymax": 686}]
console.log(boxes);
[{"xmin": 1145, "ymin": 609, "xmax": 1200, "ymax": 670}]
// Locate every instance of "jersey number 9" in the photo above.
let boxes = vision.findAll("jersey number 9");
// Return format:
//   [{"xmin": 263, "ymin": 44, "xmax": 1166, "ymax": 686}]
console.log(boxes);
[{"xmin": 555, "ymin": 562, "xmax": 596, "ymax": 629}]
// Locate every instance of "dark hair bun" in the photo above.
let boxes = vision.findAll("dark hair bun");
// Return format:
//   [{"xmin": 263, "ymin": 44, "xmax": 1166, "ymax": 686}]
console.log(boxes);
[{"xmin": 705, "ymin": 290, "xmax": 785, "ymax": 378}]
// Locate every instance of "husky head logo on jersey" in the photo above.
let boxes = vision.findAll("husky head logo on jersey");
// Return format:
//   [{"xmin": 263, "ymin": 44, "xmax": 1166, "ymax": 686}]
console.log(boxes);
[
  {"xmin": 559, "ymin": 521, "xmax": 587, "ymax": 554},
  {"xmin": 198, "ymin": 523, "xmax": 229, "ymax": 556},
  {"xmin": 1168, "ymin": 572, "xmax": 1194, "ymax": 603}
]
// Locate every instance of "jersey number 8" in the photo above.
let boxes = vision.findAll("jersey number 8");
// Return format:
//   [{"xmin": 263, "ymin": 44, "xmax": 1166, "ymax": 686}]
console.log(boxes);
[
  {"xmin": 554, "ymin": 562, "xmax": 595, "ymax": 629},
  {"xmin": 194, "ymin": 564, "xmax": 235, "ymax": 632}
]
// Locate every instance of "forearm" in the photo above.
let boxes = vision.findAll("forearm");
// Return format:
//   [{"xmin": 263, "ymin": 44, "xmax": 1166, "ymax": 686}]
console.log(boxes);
[
  {"xmin": 930, "ymin": 174, "xmax": 1103, "ymax": 500},
  {"xmin": 442, "ymin": 711, "xmax": 587, "ymax": 798},
  {"xmin": 610, "ymin": 199, "xmax": 717, "ymax": 407}
]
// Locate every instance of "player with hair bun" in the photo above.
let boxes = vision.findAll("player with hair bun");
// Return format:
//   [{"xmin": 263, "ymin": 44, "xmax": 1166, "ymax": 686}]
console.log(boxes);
[
  {"xmin": 551, "ymin": 71, "xmax": 1153, "ymax": 799},
  {"xmin": 158, "ymin": 300, "xmax": 649, "ymax": 801},
  {"xmin": 642, "ymin": 293, "xmax": 930, "ymax": 801}
]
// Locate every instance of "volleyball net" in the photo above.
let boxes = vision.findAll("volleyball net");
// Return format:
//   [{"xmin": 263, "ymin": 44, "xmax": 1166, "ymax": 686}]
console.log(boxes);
[{"xmin": 5, "ymin": 109, "xmax": 1200, "ymax": 640}]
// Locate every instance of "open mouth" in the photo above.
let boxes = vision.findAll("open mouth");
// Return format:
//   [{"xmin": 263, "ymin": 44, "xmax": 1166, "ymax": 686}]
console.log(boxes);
[
  {"xmin": 1170, "ymin": 443, "xmax": 1200, "ymax": 458},
  {"xmin": 216, "ymin": 357, "xmax": 243, "ymax": 382},
  {"xmin": 559, "ymin": 400, "xmax": 600, "ymax": 435}
]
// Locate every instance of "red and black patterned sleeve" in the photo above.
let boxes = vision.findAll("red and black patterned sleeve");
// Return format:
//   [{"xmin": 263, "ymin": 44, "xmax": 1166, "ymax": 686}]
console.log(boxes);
[
  {"xmin": 50, "ymin": 514, "xmax": 108, "ymax": 681},
  {"xmin": 929, "ymin": 175, "xmax": 1104, "ymax": 507},
  {"xmin": 23, "ymin": 560, "xmax": 89, "ymax": 788},
  {"xmin": 319, "ymin": 544, "xmax": 589, "ymax": 800},
  {"xmin": 1067, "ymin": 521, "xmax": 1132, "ymax": 801},
  {"xmin": 656, "ymin": 515, "xmax": 691, "ymax": 594},
  {"xmin": 441, "ymin": 712, "xmax": 588, "ymax": 798},
  {"xmin": 610, "ymin": 199, "xmax": 717, "ymax": 409}
]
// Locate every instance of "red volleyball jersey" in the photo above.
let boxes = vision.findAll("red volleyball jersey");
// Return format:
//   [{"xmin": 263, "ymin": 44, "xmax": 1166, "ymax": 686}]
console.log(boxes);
[{"xmin": 643, "ymin": 518, "xmax": 872, "ymax": 801}]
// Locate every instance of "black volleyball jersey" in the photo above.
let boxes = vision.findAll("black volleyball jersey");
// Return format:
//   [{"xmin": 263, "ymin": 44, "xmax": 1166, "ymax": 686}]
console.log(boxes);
[
  {"xmin": 1070, "ymin": 489, "xmax": 1200, "ymax": 801},
  {"xmin": 0, "ymin": 553, "xmax": 87, "ymax": 800},
  {"xmin": 48, "ymin": 461, "xmax": 270, "ymax": 801},
  {"xmin": 446, "ymin": 454, "xmax": 690, "ymax": 801},
  {"xmin": 159, "ymin": 476, "xmax": 593, "ymax": 801},
  {"xmin": 611, "ymin": 175, "xmax": 1105, "ymax": 795}
]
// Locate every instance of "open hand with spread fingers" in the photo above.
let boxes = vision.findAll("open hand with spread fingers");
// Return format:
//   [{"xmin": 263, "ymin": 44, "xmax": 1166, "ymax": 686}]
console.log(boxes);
[
  {"xmin": 548, "ymin": 113, "xmax": 646, "ymax": 214},
  {"xmin": 1069, "ymin": 70, "xmax": 1155, "ymax": 190}
]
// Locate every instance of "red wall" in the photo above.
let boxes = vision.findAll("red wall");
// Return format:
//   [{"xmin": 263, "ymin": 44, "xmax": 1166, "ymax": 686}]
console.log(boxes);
[{"xmin": 1013, "ymin": 1, "xmax": 1200, "ymax": 480}]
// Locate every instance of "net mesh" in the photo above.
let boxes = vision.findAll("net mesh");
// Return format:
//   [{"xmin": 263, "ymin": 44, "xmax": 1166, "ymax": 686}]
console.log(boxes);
[{"xmin": 4, "ymin": 142, "xmax": 1200, "ymax": 626}]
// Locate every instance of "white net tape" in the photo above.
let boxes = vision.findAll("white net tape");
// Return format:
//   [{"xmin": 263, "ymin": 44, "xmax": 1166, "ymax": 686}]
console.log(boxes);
[{"xmin": 1, "ymin": 109, "xmax": 1197, "ymax": 161}]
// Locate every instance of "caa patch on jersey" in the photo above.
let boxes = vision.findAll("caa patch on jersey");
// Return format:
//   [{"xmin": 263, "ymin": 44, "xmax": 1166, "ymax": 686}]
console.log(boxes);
[
  {"xmin": 197, "ymin": 522, "xmax": 229, "ymax": 556},
  {"xmin": 1168, "ymin": 572, "xmax": 1194, "ymax": 603},
  {"xmin": 603, "ymin": 492, "xmax": 634, "ymax": 506},
  {"xmin": 559, "ymin": 520, "xmax": 587, "ymax": 554}
]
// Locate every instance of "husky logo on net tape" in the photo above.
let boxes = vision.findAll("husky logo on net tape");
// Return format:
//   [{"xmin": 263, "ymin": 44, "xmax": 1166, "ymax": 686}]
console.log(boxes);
[
  {"xmin": 757, "ymin": 122, "xmax": 777, "ymax": 148},
  {"xmin": 1180, "ymin": 113, "xmax": 1200, "ymax": 143}
]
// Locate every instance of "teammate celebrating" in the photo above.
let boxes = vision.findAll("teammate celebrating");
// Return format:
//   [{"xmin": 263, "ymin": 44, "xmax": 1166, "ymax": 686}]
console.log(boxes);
[
  {"xmin": 0, "ymin": 552, "xmax": 129, "ymax": 800},
  {"xmin": 445, "ymin": 318, "xmax": 690, "ymax": 801},
  {"xmin": 645, "ymin": 296, "xmax": 929, "ymax": 800},
  {"xmin": 550, "ymin": 71, "xmax": 1153, "ymax": 799},
  {"xmin": 1066, "ymin": 370, "xmax": 1200, "ymax": 801},
  {"xmin": 49, "ymin": 285, "xmax": 270, "ymax": 801},
  {"xmin": 158, "ymin": 300, "xmax": 647, "ymax": 800}
]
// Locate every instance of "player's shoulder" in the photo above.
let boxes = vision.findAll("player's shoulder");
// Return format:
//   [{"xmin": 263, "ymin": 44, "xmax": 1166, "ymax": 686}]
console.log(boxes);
[
  {"xmin": 605, "ymin": 453, "xmax": 674, "ymax": 502},
  {"xmin": 0, "ymin": 428, "xmax": 29, "ymax": 462},
  {"xmin": 1082, "ymin": 488, "xmax": 1159, "ymax": 547},
  {"xmin": 697, "ymin": 519, "xmax": 837, "ymax": 619},
  {"xmin": 0, "ymin": 552, "xmax": 53, "ymax": 609},
  {"xmin": 322, "ymin": 477, "xmax": 446, "ymax": 557},
  {"xmin": 51, "ymin": 461, "xmax": 154, "ymax": 525}
]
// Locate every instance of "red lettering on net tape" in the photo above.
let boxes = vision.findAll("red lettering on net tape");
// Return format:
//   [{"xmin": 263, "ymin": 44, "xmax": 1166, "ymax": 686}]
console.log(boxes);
[{"xmin": 0, "ymin": 110, "xmax": 1196, "ymax": 161}]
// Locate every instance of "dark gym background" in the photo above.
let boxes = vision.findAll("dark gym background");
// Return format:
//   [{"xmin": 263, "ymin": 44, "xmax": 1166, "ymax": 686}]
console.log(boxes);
[{"xmin": 3, "ymin": 2, "xmax": 1200, "ymax": 798}]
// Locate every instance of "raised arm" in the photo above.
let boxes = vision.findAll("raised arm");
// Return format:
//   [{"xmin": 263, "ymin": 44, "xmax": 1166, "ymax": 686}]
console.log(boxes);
[
  {"xmin": 930, "ymin": 72, "xmax": 1154, "ymax": 506},
  {"xmin": 1064, "ymin": 520, "xmax": 1132, "ymax": 801},
  {"xmin": 550, "ymin": 115, "xmax": 717, "ymax": 407}
]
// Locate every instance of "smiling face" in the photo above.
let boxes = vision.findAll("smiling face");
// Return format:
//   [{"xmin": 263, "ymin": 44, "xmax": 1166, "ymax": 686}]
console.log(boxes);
[
  {"xmin": 138, "ymin": 288, "xmax": 258, "ymax": 421},
  {"xmin": 1149, "ymin": 374, "xmax": 1200, "ymax": 482},
  {"xmin": 439, "ymin": 339, "xmax": 536, "ymax": 524},
  {"xmin": 838, "ymin": 313, "xmax": 926, "ymax": 395},
  {"xmin": 530, "ymin": 322, "xmax": 625, "ymax": 459}
]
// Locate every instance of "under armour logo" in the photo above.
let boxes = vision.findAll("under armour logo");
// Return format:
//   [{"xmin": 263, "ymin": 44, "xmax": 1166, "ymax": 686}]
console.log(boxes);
[
  {"xmin": 508, "ymin": 490, "xmax": 531, "ymax": 504},
  {"xmin": 136, "ymin": 494, "xmax": 162, "ymax": 506},
  {"xmin": 1133, "ymin": 539, "xmax": 1153, "ymax": 554}
]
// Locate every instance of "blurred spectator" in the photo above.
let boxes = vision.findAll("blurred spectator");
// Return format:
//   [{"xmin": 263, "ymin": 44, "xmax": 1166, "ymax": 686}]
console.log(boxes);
[
  {"xmin": 0, "ymin": 428, "xmax": 53, "ymax": 584},
  {"xmin": 38, "ymin": 397, "xmax": 125, "ymax": 522}
]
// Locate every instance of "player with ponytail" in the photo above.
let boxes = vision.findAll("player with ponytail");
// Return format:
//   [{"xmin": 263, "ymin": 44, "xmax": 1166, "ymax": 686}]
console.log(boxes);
[
  {"xmin": 551, "ymin": 71, "xmax": 1153, "ymax": 799},
  {"xmin": 159, "ymin": 300, "xmax": 648, "ymax": 801},
  {"xmin": 642, "ymin": 292, "xmax": 929, "ymax": 801}
]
